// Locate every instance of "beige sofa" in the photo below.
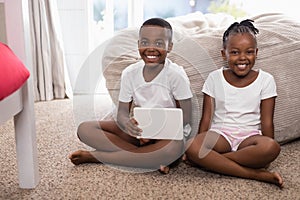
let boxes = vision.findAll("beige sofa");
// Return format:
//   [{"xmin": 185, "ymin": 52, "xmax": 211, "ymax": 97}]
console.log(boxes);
[{"xmin": 102, "ymin": 12, "xmax": 300, "ymax": 144}]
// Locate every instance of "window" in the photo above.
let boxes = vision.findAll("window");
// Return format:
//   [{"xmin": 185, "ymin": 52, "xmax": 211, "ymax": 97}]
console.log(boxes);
[
  {"xmin": 143, "ymin": 0, "xmax": 210, "ymax": 19},
  {"xmin": 93, "ymin": 0, "xmax": 128, "ymax": 31},
  {"xmin": 92, "ymin": 0, "xmax": 300, "ymax": 47},
  {"xmin": 93, "ymin": 0, "xmax": 211, "ymax": 32}
]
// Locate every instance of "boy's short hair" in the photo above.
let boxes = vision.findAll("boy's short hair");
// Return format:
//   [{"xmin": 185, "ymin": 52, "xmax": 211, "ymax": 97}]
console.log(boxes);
[{"xmin": 140, "ymin": 18, "xmax": 173, "ymax": 41}]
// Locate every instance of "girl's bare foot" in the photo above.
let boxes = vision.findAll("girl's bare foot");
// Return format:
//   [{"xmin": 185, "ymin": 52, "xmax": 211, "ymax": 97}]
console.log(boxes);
[
  {"xmin": 255, "ymin": 169, "xmax": 283, "ymax": 188},
  {"xmin": 272, "ymin": 172, "xmax": 284, "ymax": 188},
  {"xmin": 69, "ymin": 150, "xmax": 101, "ymax": 165}
]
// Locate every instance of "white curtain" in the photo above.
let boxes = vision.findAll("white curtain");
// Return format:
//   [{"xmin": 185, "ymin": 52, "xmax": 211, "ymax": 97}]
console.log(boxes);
[{"xmin": 28, "ymin": 0, "xmax": 70, "ymax": 101}]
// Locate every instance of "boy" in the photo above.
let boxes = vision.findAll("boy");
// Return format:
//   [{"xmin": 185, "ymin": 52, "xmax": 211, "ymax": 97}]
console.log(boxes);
[{"xmin": 69, "ymin": 18, "xmax": 193, "ymax": 173}]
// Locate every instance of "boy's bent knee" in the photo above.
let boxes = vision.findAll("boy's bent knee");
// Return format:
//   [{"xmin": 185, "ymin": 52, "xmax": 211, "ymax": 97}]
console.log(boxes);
[
  {"xmin": 77, "ymin": 122, "xmax": 86, "ymax": 141},
  {"xmin": 77, "ymin": 121, "xmax": 97, "ymax": 141}
]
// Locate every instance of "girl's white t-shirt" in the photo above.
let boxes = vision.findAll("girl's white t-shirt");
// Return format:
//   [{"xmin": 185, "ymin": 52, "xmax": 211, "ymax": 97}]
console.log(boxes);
[
  {"xmin": 119, "ymin": 58, "xmax": 193, "ymax": 108},
  {"xmin": 202, "ymin": 68, "xmax": 277, "ymax": 130}
]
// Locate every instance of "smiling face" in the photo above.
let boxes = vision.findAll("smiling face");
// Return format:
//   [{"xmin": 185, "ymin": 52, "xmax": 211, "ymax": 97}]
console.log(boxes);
[
  {"xmin": 138, "ymin": 25, "xmax": 173, "ymax": 68},
  {"xmin": 221, "ymin": 32, "xmax": 258, "ymax": 78}
]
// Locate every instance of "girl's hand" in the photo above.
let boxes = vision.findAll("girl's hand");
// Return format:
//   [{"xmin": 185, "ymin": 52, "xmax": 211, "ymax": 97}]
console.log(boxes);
[{"xmin": 125, "ymin": 117, "xmax": 142, "ymax": 138}]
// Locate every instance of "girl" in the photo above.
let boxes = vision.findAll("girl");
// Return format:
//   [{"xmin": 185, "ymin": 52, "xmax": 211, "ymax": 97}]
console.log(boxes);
[{"xmin": 185, "ymin": 19, "xmax": 283, "ymax": 188}]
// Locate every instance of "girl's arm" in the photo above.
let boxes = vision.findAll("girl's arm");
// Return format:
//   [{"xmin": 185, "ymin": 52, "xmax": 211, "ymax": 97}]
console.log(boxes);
[
  {"xmin": 260, "ymin": 97, "xmax": 276, "ymax": 138},
  {"xmin": 198, "ymin": 94, "xmax": 213, "ymax": 133}
]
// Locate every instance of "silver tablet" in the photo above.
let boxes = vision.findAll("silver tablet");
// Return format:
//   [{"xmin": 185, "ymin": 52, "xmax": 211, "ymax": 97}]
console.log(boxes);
[{"xmin": 133, "ymin": 107, "xmax": 183, "ymax": 140}]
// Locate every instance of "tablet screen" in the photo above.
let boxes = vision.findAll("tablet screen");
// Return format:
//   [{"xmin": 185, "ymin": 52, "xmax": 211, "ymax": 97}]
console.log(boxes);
[{"xmin": 133, "ymin": 107, "xmax": 183, "ymax": 140}]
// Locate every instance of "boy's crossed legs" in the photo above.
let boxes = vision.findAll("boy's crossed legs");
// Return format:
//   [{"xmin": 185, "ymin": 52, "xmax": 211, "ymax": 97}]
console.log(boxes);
[{"xmin": 69, "ymin": 120, "xmax": 184, "ymax": 173}]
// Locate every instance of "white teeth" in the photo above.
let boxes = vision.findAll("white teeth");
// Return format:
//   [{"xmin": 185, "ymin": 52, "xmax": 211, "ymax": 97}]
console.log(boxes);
[
  {"xmin": 147, "ymin": 56, "xmax": 157, "ymax": 59},
  {"xmin": 237, "ymin": 64, "xmax": 246, "ymax": 69}
]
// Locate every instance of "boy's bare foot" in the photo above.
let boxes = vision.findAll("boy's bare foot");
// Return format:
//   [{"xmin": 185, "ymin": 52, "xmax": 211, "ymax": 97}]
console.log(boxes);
[
  {"xmin": 69, "ymin": 150, "xmax": 101, "ymax": 165},
  {"xmin": 158, "ymin": 156, "xmax": 182, "ymax": 174},
  {"xmin": 158, "ymin": 165, "xmax": 170, "ymax": 174},
  {"xmin": 182, "ymin": 154, "xmax": 197, "ymax": 167}
]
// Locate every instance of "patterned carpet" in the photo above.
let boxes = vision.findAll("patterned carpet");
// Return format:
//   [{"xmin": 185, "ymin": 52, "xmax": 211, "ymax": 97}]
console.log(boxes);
[{"xmin": 0, "ymin": 98, "xmax": 299, "ymax": 199}]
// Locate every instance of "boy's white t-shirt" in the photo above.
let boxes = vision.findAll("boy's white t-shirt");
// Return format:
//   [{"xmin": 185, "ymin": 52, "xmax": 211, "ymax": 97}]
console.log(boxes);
[
  {"xmin": 202, "ymin": 68, "xmax": 277, "ymax": 130},
  {"xmin": 119, "ymin": 58, "xmax": 193, "ymax": 108}
]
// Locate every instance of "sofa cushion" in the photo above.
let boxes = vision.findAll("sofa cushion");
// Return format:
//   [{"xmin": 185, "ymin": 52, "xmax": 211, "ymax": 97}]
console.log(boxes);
[{"xmin": 0, "ymin": 42, "xmax": 30, "ymax": 100}]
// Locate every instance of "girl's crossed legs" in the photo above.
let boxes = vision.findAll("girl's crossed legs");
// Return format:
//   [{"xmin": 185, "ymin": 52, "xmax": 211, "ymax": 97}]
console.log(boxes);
[{"xmin": 185, "ymin": 130, "xmax": 283, "ymax": 188}]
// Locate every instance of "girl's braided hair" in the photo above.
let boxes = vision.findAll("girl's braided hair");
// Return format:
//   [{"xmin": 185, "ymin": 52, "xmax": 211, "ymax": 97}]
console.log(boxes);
[{"xmin": 222, "ymin": 19, "xmax": 259, "ymax": 48}]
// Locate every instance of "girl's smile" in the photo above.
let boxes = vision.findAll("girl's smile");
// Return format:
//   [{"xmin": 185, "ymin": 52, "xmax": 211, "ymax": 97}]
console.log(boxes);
[{"xmin": 222, "ymin": 32, "xmax": 258, "ymax": 78}]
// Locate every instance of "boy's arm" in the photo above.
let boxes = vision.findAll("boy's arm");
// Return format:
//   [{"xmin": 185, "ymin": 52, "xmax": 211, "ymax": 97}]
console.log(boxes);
[
  {"xmin": 198, "ymin": 94, "xmax": 213, "ymax": 133},
  {"xmin": 117, "ymin": 101, "xmax": 141, "ymax": 137},
  {"xmin": 177, "ymin": 98, "xmax": 192, "ymax": 137},
  {"xmin": 260, "ymin": 97, "xmax": 276, "ymax": 139},
  {"xmin": 177, "ymin": 98, "xmax": 192, "ymax": 126}
]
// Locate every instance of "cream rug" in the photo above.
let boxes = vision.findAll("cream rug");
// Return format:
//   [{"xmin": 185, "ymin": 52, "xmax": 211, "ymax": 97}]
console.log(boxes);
[{"xmin": 0, "ymin": 98, "xmax": 299, "ymax": 199}]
